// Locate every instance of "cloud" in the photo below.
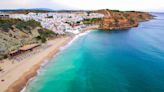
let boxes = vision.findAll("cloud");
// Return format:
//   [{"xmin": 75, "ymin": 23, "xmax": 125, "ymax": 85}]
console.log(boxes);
[
  {"xmin": 0, "ymin": 0, "xmax": 164, "ymax": 12},
  {"xmin": 54, "ymin": 0, "xmax": 164, "ymax": 12},
  {"xmin": 0, "ymin": 0, "xmax": 72, "ymax": 9}
]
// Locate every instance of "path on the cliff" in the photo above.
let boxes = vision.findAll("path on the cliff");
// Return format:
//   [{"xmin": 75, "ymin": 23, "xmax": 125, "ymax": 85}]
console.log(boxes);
[{"xmin": 105, "ymin": 9, "xmax": 111, "ymax": 16}]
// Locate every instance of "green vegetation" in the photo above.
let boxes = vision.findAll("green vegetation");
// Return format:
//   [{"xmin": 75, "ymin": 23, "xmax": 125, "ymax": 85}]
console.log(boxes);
[
  {"xmin": 0, "ymin": 18, "xmax": 56, "ymax": 59},
  {"xmin": 0, "ymin": 67, "xmax": 3, "ymax": 71},
  {"xmin": 0, "ymin": 18, "xmax": 55, "ymax": 43},
  {"xmin": 46, "ymin": 16, "xmax": 53, "ymax": 18},
  {"xmin": 127, "ymin": 11, "xmax": 136, "ymax": 12},
  {"xmin": 0, "ymin": 19, "xmax": 18, "ymax": 31},
  {"xmin": 0, "ymin": 51, "xmax": 8, "ymax": 60},
  {"xmin": 83, "ymin": 18, "xmax": 101, "ymax": 24},
  {"xmin": 129, "ymin": 18, "xmax": 135, "ymax": 24},
  {"xmin": 0, "ymin": 19, "xmax": 41, "ymax": 32},
  {"xmin": 138, "ymin": 15, "xmax": 143, "ymax": 19},
  {"xmin": 0, "ymin": 10, "xmax": 51, "ymax": 14},
  {"xmin": 112, "ymin": 10, "xmax": 120, "ymax": 12},
  {"xmin": 36, "ymin": 29, "xmax": 55, "ymax": 43},
  {"xmin": 16, "ymin": 20, "xmax": 41, "ymax": 32}
]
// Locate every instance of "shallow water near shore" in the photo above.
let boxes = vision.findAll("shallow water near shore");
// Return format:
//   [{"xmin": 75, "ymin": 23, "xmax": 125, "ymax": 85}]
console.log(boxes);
[{"xmin": 24, "ymin": 13, "xmax": 164, "ymax": 92}]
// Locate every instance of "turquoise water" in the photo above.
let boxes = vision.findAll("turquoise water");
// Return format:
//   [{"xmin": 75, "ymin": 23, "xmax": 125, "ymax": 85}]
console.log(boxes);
[{"xmin": 25, "ymin": 13, "xmax": 164, "ymax": 92}]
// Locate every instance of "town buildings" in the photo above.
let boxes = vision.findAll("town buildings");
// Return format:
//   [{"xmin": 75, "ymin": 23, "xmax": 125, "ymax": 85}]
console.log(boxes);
[{"xmin": 9, "ymin": 12, "xmax": 104, "ymax": 34}]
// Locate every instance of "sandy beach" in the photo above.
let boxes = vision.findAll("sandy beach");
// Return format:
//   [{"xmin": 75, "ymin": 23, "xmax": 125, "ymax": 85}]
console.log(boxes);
[{"xmin": 0, "ymin": 36, "xmax": 72, "ymax": 92}]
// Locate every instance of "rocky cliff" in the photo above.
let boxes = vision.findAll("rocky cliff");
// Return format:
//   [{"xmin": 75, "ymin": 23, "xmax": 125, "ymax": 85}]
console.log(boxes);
[{"xmin": 95, "ymin": 9, "xmax": 154, "ymax": 30}]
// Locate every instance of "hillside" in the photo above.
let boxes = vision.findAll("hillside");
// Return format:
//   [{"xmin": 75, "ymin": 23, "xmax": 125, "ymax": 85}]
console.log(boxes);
[{"xmin": 0, "ymin": 19, "xmax": 55, "ymax": 59}]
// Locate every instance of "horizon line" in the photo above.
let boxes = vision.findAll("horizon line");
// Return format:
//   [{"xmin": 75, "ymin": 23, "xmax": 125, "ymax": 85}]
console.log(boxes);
[{"xmin": 0, "ymin": 8, "xmax": 163, "ymax": 13}]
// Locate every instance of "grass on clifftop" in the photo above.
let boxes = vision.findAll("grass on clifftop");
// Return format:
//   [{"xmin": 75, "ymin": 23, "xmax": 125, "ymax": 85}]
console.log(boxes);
[
  {"xmin": 36, "ymin": 29, "xmax": 55, "ymax": 43},
  {"xmin": 83, "ymin": 18, "xmax": 101, "ymax": 24},
  {"xmin": 0, "ymin": 18, "xmax": 56, "ymax": 43},
  {"xmin": 0, "ymin": 18, "xmax": 41, "ymax": 32}
]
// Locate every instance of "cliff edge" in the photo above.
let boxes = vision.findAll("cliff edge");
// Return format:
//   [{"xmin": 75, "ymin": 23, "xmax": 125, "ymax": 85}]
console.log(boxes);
[{"xmin": 95, "ymin": 9, "xmax": 154, "ymax": 30}]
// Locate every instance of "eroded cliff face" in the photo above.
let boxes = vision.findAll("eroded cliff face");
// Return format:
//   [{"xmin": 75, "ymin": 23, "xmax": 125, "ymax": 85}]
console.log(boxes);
[{"xmin": 95, "ymin": 9, "xmax": 154, "ymax": 30}]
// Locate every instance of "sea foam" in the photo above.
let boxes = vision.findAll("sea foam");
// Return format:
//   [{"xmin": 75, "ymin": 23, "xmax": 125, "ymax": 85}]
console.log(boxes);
[
  {"xmin": 21, "ymin": 30, "xmax": 92, "ymax": 92},
  {"xmin": 60, "ymin": 30, "xmax": 92, "ymax": 51}
]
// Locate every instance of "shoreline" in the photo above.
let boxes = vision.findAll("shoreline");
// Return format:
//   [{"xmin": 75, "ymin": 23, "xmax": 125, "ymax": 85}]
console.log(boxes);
[
  {"xmin": 21, "ymin": 30, "xmax": 93, "ymax": 92},
  {"xmin": 0, "ymin": 36, "xmax": 72, "ymax": 92},
  {"xmin": 0, "ymin": 29, "xmax": 92, "ymax": 92}
]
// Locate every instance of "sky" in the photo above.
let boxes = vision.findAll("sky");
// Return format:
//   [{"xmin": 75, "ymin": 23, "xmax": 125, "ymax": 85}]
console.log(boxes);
[{"xmin": 0, "ymin": 0, "xmax": 164, "ymax": 12}]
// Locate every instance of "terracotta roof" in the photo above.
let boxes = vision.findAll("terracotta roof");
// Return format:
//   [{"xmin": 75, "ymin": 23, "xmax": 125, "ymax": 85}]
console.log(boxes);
[
  {"xmin": 9, "ymin": 50, "xmax": 19, "ymax": 54},
  {"xmin": 20, "ymin": 44, "xmax": 39, "ymax": 51}
]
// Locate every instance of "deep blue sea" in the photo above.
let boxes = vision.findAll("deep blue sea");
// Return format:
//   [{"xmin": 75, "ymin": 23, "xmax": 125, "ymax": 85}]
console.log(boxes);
[{"xmin": 24, "ymin": 13, "xmax": 164, "ymax": 92}]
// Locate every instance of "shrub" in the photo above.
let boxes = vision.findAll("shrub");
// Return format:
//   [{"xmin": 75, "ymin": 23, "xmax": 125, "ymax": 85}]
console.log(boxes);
[
  {"xmin": 129, "ymin": 18, "xmax": 135, "ymax": 24},
  {"xmin": 36, "ymin": 29, "xmax": 55, "ymax": 43},
  {"xmin": 0, "ymin": 19, "xmax": 41, "ymax": 32},
  {"xmin": 36, "ymin": 35, "xmax": 46, "ymax": 43},
  {"xmin": 112, "ymin": 10, "xmax": 120, "ymax": 12},
  {"xmin": 0, "ymin": 19, "xmax": 15, "ymax": 31},
  {"xmin": 83, "ymin": 18, "xmax": 101, "ymax": 24},
  {"xmin": 3, "ymin": 54, "xmax": 8, "ymax": 59},
  {"xmin": 46, "ymin": 16, "xmax": 53, "ymax": 18}
]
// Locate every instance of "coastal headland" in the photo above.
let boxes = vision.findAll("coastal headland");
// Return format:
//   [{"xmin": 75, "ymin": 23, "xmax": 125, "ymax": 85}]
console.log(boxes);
[{"xmin": 95, "ymin": 9, "xmax": 154, "ymax": 30}]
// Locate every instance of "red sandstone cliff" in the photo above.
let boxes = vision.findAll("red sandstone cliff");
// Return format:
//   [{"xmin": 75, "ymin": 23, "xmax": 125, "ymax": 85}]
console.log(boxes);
[{"xmin": 95, "ymin": 9, "xmax": 154, "ymax": 30}]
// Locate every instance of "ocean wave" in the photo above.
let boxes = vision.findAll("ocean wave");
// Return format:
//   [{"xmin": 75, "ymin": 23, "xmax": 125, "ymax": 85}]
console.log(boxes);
[
  {"xmin": 21, "ymin": 76, "xmax": 36, "ymax": 92},
  {"xmin": 60, "ymin": 30, "xmax": 92, "ymax": 51},
  {"xmin": 21, "ymin": 59, "xmax": 50, "ymax": 92}
]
